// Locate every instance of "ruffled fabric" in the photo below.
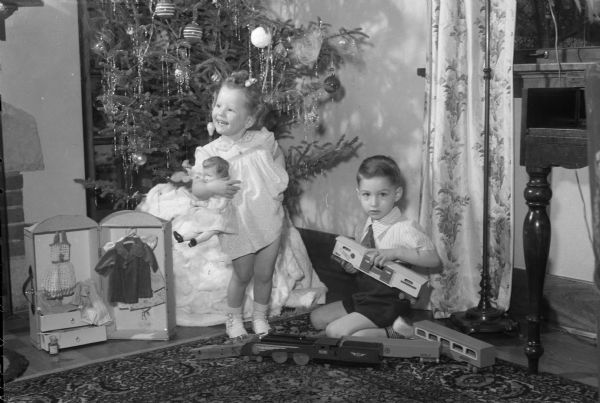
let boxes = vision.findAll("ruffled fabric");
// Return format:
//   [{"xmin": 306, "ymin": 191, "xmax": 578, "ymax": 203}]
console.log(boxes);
[
  {"xmin": 196, "ymin": 128, "xmax": 289, "ymax": 259},
  {"xmin": 137, "ymin": 158, "xmax": 327, "ymax": 326}
]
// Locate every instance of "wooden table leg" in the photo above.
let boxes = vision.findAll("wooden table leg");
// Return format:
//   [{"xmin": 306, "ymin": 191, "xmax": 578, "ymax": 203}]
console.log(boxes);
[{"xmin": 522, "ymin": 166, "xmax": 552, "ymax": 374}]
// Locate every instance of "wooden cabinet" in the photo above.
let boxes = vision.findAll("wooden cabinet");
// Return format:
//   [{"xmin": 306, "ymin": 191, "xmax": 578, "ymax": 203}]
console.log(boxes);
[{"xmin": 515, "ymin": 60, "xmax": 598, "ymax": 374}]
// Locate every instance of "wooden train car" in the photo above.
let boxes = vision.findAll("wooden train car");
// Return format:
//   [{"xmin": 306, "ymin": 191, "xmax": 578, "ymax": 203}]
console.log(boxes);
[
  {"xmin": 332, "ymin": 235, "xmax": 428, "ymax": 298},
  {"xmin": 343, "ymin": 336, "xmax": 441, "ymax": 361},
  {"xmin": 240, "ymin": 333, "xmax": 383, "ymax": 366},
  {"xmin": 413, "ymin": 320, "xmax": 496, "ymax": 369}
]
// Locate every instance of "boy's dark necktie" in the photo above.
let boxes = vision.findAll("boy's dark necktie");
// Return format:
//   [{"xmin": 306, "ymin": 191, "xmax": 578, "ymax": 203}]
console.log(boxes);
[{"xmin": 361, "ymin": 224, "xmax": 375, "ymax": 248}]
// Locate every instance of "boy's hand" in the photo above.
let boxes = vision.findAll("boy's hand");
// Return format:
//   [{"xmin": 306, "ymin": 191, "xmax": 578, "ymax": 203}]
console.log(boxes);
[
  {"xmin": 341, "ymin": 261, "xmax": 358, "ymax": 274},
  {"xmin": 206, "ymin": 178, "xmax": 241, "ymax": 199},
  {"xmin": 366, "ymin": 248, "xmax": 397, "ymax": 267}
]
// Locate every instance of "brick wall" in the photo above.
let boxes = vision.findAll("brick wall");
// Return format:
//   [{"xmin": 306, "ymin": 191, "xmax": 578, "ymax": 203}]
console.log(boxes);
[{"xmin": 5, "ymin": 171, "xmax": 28, "ymax": 312}]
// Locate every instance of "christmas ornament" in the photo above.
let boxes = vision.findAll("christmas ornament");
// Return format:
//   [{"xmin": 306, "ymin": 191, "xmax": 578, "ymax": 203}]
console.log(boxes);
[
  {"xmin": 250, "ymin": 26, "xmax": 272, "ymax": 49},
  {"xmin": 291, "ymin": 29, "xmax": 323, "ymax": 67},
  {"xmin": 207, "ymin": 122, "xmax": 215, "ymax": 137},
  {"xmin": 323, "ymin": 73, "xmax": 341, "ymax": 93},
  {"xmin": 132, "ymin": 152, "xmax": 147, "ymax": 166},
  {"xmin": 92, "ymin": 41, "xmax": 106, "ymax": 54},
  {"xmin": 183, "ymin": 22, "xmax": 203, "ymax": 41},
  {"xmin": 155, "ymin": 0, "xmax": 176, "ymax": 18},
  {"xmin": 274, "ymin": 42, "xmax": 287, "ymax": 57}
]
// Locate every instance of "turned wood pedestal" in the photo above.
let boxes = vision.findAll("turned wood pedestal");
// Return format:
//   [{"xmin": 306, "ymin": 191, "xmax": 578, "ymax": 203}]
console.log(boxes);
[{"xmin": 515, "ymin": 61, "xmax": 596, "ymax": 374}]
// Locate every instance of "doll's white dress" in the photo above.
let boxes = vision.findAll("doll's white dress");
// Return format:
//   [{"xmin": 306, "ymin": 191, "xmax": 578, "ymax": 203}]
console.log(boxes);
[{"xmin": 137, "ymin": 129, "xmax": 327, "ymax": 326}]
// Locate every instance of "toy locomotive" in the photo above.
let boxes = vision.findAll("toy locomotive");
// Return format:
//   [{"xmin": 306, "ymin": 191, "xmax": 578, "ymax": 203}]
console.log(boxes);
[
  {"xmin": 240, "ymin": 333, "xmax": 384, "ymax": 366},
  {"xmin": 332, "ymin": 235, "xmax": 428, "ymax": 298},
  {"xmin": 413, "ymin": 320, "xmax": 496, "ymax": 370}
]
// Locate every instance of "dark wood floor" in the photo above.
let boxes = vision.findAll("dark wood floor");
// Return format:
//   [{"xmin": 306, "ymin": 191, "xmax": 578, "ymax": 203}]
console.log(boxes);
[{"xmin": 3, "ymin": 229, "xmax": 599, "ymax": 389}]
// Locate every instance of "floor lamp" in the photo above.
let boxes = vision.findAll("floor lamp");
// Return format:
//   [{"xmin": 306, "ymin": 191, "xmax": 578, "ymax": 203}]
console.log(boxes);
[{"xmin": 450, "ymin": 0, "xmax": 517, "ymax": 334}]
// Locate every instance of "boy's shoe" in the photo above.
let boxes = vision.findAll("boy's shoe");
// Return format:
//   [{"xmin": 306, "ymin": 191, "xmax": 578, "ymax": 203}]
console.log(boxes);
[
  {"xmin": 226, "ymin": 313, "xmax": 248, "ymax": 339},
  {"xmin": 252, "ymin": 314, "xmax": 271, "ymax": 336},
  {"xmin": 391, "ymin": 316, "xmax": 414, "ymax": 339}
]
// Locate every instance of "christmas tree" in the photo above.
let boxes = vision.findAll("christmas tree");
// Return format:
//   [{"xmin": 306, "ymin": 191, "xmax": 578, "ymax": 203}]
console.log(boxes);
[{"xmin": 77, "ymin": 0, "xmax": 366, "ymax": 214}]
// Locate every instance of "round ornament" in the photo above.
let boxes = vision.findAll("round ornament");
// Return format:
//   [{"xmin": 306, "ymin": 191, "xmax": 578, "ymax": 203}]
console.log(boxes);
[
  {"xmin": 250, "ymin": 26, "xmax": 272, "ymax": 49},
  {"xmin": 323, "ymin": 74, "xmax": 341, "ymax": 93},
  {"xmin": 155, "ymin": 0, "xmax": 176, "ymax": 18},
  {"xmin": 132, "ymin": 152, "xmax": 147, "ymax": 166},
  {"xmin": 92, "ymin": 41, "xmax": 106, "ymax": 55},
  {"xmin": 183, "ymin": 22, "xmax": 203, "ymax": 42}
]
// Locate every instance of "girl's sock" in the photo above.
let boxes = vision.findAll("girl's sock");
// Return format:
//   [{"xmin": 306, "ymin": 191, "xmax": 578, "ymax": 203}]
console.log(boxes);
[
  {"xmin": 225, "ymin": 306, "xmax": 247, "ymax": 339},
  {"xmin": 252, "ymin": 301, "xmax": 271, "ymax": 335}
]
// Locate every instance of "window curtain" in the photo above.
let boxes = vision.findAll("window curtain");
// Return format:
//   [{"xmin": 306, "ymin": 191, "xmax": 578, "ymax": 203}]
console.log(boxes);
[{"xmin": 419, "ymin": 0, "xmax": 516, "ymax": 318}]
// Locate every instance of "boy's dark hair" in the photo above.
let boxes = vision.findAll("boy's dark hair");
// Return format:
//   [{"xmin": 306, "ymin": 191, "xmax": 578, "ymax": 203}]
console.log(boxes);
[
  {"xmin": 202, "ymin": 156, "xmax": 230, "ymax": 179},
  {"xmin": 216, "ymin": 70, "xmax": 266, "ymax": 129},
  {"xmin": 356, "ymin": 155, "xmax": 403, "ymax": 187}
]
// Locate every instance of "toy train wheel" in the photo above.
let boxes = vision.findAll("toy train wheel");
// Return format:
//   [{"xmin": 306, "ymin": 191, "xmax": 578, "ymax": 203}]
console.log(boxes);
[
  {"xmin": 292, "ymin": 352, "xmax": 310, "ymax": 366},
  {"xmin": 272, "ymin": 351, "xmax": 288, "ymax": 364}
]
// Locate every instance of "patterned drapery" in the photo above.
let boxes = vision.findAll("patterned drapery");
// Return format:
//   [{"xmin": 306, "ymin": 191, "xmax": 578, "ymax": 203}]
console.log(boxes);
[{"xmin": 419, "ymin": 0, "xmax": 516, "ymax": 318}]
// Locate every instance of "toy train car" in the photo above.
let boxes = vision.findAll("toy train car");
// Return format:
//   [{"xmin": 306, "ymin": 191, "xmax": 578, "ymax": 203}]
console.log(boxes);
[
  {"xmin": 343, "ymin": 336, "xmax": 441, "ymax": 362},
  {"xmin": 332, "ymin": 235, "xmax": 428, "ymax": 298},
  {"xmin": 413, "ymin": 320, "xmax": 496, "ymax": 369},
  {"xmin": 240, "ymin": 333, "xmax": 384, "ymax": 366}
]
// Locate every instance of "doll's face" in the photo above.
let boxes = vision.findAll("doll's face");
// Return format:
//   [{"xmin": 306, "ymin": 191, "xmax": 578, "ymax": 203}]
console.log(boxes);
[
  {"xmin": 211, "ymin": 86, "xmax": 256, "ymax": 141},
  {"xmin": 202, "ymin": 167, "xmax": 219, "ymax": 183},
  {"xmin": 356, "ymin": 176, "xmax": 402, "ymax": 221}
]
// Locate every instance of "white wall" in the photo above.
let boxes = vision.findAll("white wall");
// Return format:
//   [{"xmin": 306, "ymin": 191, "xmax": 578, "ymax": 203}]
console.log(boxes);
[
  {"xmin": 2, "ymin": 1, "xmax": 593, "ymax": 284},
  {"xmin": 271, "ymin": 0, "xmax": 429, "ymax": 237},
  {"xmin": 0, "ymin": 1, "xmax": 87, "ymax": 223}
]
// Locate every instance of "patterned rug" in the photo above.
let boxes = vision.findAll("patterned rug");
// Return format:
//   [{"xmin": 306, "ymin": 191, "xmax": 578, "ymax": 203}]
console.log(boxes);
[{"xmin": 4, "ymin": 313, "xmax": 598, "ymax": 403}]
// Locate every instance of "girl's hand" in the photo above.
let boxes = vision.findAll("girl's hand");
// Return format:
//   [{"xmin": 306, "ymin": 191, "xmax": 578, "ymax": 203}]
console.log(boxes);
[
  {"xmin": 366, "ymin": 248, "xmax": 398, "ymax": 267},
  {"xmin": 170, "ymin": 171, "xmax": 191, "ymax": 184},
  {"xmin": 206, "ymin": 178, "xmax": 241, "ymax": 199}
]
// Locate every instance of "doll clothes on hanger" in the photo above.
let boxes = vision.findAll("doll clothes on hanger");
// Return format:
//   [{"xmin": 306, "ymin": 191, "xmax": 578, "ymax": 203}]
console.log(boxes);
[{"xmin": 95, "ymin": 234, "xmax": 159, "ymax": 304}]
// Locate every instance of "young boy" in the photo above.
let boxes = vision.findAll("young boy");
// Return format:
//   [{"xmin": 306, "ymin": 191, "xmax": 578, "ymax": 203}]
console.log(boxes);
[{"xmin": 309, "ymin": 155, "xmax": 441, "ymax": 338}]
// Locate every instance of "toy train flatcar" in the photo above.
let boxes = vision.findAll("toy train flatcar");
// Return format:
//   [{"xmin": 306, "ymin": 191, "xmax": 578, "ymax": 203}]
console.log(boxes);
[
  {"xmin": 240, "ymin": 333, "xmax": 383, "ymax": 366},
  {"xmin": 413, "ymin": 320, "xmax": 496, "ymax": 369},
  {"xmin": 343, "ymin": 336, "xmax": 441, "ymax": 361}
]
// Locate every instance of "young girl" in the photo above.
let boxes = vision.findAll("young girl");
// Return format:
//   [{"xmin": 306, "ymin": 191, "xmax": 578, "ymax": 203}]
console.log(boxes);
[
  {"xmin": 190, "ymin": 70, "xmax": 289, "ymax": 338},
  {"xmin": 310, "ymin": 155, "xmax": 441, "ymax": 339}
]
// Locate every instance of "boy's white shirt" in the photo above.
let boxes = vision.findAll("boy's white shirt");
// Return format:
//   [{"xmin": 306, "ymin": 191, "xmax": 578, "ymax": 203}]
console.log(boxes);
[{"xmin": 357, "ymin": 206, "xmax": 435, "ymax": 252}]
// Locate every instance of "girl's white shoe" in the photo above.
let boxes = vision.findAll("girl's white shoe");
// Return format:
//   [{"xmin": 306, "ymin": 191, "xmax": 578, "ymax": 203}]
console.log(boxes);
[
  {"xmin": 226, "ymin": 313, "xmax": 248, "ymax": 338},
  {"xmin": 252, "ymin": 314, "xmax": 271, "ymax": 336}
]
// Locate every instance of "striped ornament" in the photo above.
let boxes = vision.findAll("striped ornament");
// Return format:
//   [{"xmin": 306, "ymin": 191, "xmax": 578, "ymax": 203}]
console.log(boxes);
[
  {"xmin": 155, "ymin": 1, "xmax": 176, "ymax": 18},
  {"xmin": 183, "ymin": 22, "xmax": 203, "ymax": 41}
]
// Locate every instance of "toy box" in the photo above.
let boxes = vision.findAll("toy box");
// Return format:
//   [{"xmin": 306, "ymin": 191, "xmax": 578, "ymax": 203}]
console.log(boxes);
[{"xmin": 24, "ymin": 211, "xmax": 175, "ymax": 351}]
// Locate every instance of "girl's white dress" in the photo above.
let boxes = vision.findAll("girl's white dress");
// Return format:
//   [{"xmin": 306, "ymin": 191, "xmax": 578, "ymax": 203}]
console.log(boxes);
[{"xmin": 137, "ymin": 128, "xmax": 327, "ymax": 326}]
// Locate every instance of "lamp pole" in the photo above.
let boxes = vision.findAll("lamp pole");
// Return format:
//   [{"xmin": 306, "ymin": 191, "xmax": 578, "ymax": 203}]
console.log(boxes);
[{"xmin": 450, "ymin": 0, "xmax": 517, "ymax": 334}]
